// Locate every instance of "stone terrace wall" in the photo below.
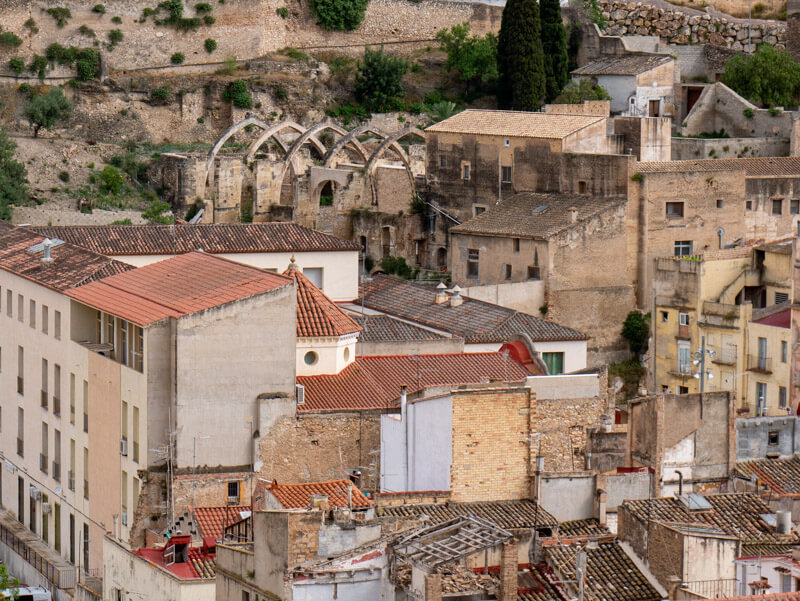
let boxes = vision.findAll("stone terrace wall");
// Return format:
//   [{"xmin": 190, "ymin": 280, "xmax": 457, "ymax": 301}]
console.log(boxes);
[{"xmin": 600, "ymin": 0, "xmax": 786, "ymax": 50}]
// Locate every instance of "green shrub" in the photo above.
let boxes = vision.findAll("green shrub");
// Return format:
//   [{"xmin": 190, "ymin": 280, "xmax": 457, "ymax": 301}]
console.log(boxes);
[
  {"xmin": 743, "ymin": 108, "xmax": 754, "ymax": 118},
  {"xmin": 99, "ymin": 165, "xmax": 124, "ymax": 195},
  {"xmin": 142, "ymin": 196, "xmax": 174, "ymax": 224},
  {"xmin": 197, "ymin": 116, "xmax": 205, "ymax": 123},
  {"xmin": 215, "ymin": 55, "xmax": 237, "ymax": 74},
  {"xmin": 0, "ymin": 32, "xmax": 23, "ymax": 49},
  {"xmin": 171, "ymin": 52, "xmax": 185, "ymax": 64},
  {"xmin": 46, "ymin": 7, "xmax": 72, "ymax": 27},
  {"xmin": 769, "ymin": 106, "xmax": 782, "ymax": 116},
  {"xmin": 282, "ymin": 47, "xmax": 310, "ymax": 61},
  {"xmin": 380, "ymin": 256, "xmax": 413, "ymax": 278},
  {"xmin": 223, "ymin": 79, "xmax": 253, "ymax": 108},
  {"xmin": 79, "ymin": 25, "xmax": 96, "ymax": 37},
  {"xmin": 76, "ymin": 50, "xmax": 101, "ymax": 81},
  {"xmin": 156, "ymin": 0, "xmax": 203, "ymax": 30},
  {"xmin": 28, "ymin": 55, "xmax": 47, "ymax": 79},
  {"xmin": 24, "ymin": 18, "xmax": 38, "ymax": 33},
  {"xmin": 274, "ymin": 86, "xmax": 288, "ymax": 99},
  {"xmin": 203, "ymin": 15, "xmax": 215, "ymax": 25},
  {"xmin": 108, "ymin": 29, "xmax": 124, "ymax": 44},
  {"xmin": 111, "ymin": 16, "xmax": 122, "ymax": 24},
  {"xmin": 204, "ymin": 38, "xmax": 217, "ymax": 53},
  {"xmin": 110, "ymin": 218, "xmax": 132, "ymax": 225},
  {"xmin": 277, "ymin": 6, "xmax": 289, "ymax": 17},
  {"xmin": 312, "ymin": 0, "xmax": 368, "ymax": 30},
  {"xmin": 9, "ymin": 58, "xmax": 24, "ymax": 76},
  {"xmin": 195, "ymin": 2, "xmax": 213, "ymax": 13},
  {"xmin": 354, "ymin": 47, "xmax": 408, "ymax": 112},
  {"xmin": 150, "ymin": 86, "xmax": 171, "ymax": 103},
  {"xmin": 58, "ymin": 171, "xmax": 70, "ymax": 183},
  {"xmin": 92, "ymin": 4, "xmax": 106, "ymax": 14},
  {"xmin": 18, "ymin": 83, "xmax": 31, "ymax": 94},
  {"xmin": 608, "ymin": 359, "xmax": 644, "ymax": 402},
  {"xmin": 621, "ymin": 310, "xmax": 650, "ymax": 356}
]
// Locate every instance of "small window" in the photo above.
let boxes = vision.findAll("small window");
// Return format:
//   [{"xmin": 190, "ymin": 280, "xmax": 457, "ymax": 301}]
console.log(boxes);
[
  {"xmin": 461, "ymin": 162, "xmax": 471, "ymax": 180},
  {"xmin": 792, "ymin": 199, "xmax": 800, "ymax": 214},
  {"xmin": 780, "ymin": 387, "xmax": 788, "ymax": 409},
  {"xmin": 678, "ymin": 386, "xmax": 689, "ymax": 394},
  {"xmin": 303, "ymin": 351, "xmax": 318, "ymax": 366},
  {"xmin": 768, "ymin": 431, "xmax": 780, "ymax": 445},
  {"xmin": 503, "ymin": 264, "xmax": 512, "ymax": 280},
  {"xmin": 542, "ymin": 352, "xmax": 564, "ymax": 375},
  {"xmin": 716, "ymin": 199, "xmax": 724, "ymax": 209},
  {"xmin": 746, "ymin": 199, "xmax": 753, "ymax": 210},
  {"xmin": 54, "ymin": 311, "xmax": 61, "ymax": 340},
  {"xmin": 467, "ymin": 249, "xmax": 479, "ymax": 278},
  {"xmin": 674, "ymin": 240, "xmax": 693, "ymax": 257},
  {"xmin": 679, "ymin": 312, "xmax": 689, "ymax": 326},
  {"xmin": 782, "ymin": 340, "xmax": 788, "ymax": 363},
  {"xmin": 773, "ymin": 198, "xmax": 783, "ymax": 215},
  {"xmin": 776, "ymin": 292, "xmax": 789, "ymax": 305},
  {"xmin": 501, "ymin": 165, "xmax": 512, "ymax": 183},
  {"xmin": 527, "ymin": 266, "xmax": 541, "ymax": 280},
  {"xmin": 17, "ymin": 294, "xmax": 23, "ymax": 323},
  {"xmin": 661, "ymin": 311, "xmax": 669, "ymax": 322},
  {"xmin": 29, "ymin": 300, "xmax": 35, "ymax": 329},
  {"xmin": 666, "ymin": 202, "xmax": 684, "ymax": 218},
  {"xmin": 504, "ymin": 138, "xmax": 510, "ymax": 147},
  {"xmin": 473, "ymin": 205, "xmax": 487, "ymax": 216},
  {"xmin": 227, "ymin": 481, "xmax": 240, "ymax": 502},
  {"xmin": 513, "ymin": 238, "xmax": 520, "ymax": 253},
  {"xmin": 439, "ymin": 155, "xmax": 446, "ymax": 169},
  {"xmin": 6, "ymin": 290, "xmax": 11, "ymax": 317},
  {"xmin": 578, "ymin": 181, "xmax": 587, "ymax": 194},
  {"xmin": 42, "ymin": 305, "xmax": 48, "ymax": 335}
]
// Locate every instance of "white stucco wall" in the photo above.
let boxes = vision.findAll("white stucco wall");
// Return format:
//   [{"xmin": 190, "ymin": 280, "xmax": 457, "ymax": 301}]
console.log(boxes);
[
  {"xmin": 296, "ymin": 334, "xmax": 358, "ymax": 376},
  {"xmin": 595, "ymin": 75, "xmax": 636, "ymax": 113},
  {"xmin": 531, "ymin": 340, "xmax": 588, "ymax": 373}
]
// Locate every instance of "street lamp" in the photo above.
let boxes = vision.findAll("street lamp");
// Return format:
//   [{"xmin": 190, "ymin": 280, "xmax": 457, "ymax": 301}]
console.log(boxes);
[{"xmin": 692, "ymin": 335, "xmax": 716, "ymax": 393}]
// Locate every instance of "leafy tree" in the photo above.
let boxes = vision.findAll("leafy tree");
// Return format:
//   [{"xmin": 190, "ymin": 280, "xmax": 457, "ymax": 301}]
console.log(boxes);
[
  {"xmin": 24, "ymin": 87, "xmax": 73, "ymax": 137},
  {"xmin": 621, "ymin": 311, "xmax": 650, "ymax": 356},
  {"xmin": 497, "ymin": 0, "xmax": 545, "ymax": 111},
  {"xmin": 204, "ymin": 38, "xmax": 216, "ymax": 53},
  {"xmin": 312, "ymin": 0, "xmax": 368, "ymax": 31},
  {"xmin": 223, "ymin": 79, "xmax": 253, "ymax": 108},
  {"xmin": 426, "ymin": 100, "xmax": 459, "ymax": 123},
  {"xmin": 142, "ymin": 194, "xmax": 174, "ymax": 224},
  {"xmin": 554, "ymin": 77, "xmax": 610, "ymax": 103},
  {"xmin": 354, "ymin": 47, "xmax": 408, "ymax": 112},
  {"xmin": 722, "ymin": 44, "xmax": 800, "ymax": 108},
  {"xmin": 540, "ymin": 0, "xmax": 569, "ymax": 102},
  {"xmin": 380, "ymin": 256, "xmax": 413, "ymax": 279},
  {"xmin": 436, "ymin": 23, "xmax": 498, "ymax": 96},
  {"xmin": 99, "ymin": 165, "xmax": 124, "ymax": 195},
  {"xmin": 0, "ymin": 129, "xmax": 29, "ymax": 221}
]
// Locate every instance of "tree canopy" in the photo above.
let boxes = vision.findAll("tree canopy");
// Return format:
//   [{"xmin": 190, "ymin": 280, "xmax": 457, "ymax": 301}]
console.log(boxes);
[
  {"xmin": 554, "ymin": 78, "xmax": 610, "ymax": 103},
  {"xmin": 354, "ymin": 47, "xmax": 408, "ymax": 112},
  {"xmin": 721, "ymin": 44, "xmax": 800, "ymax": 108},
  {"xmin": 312, "ymin": 0, "xmax": 369, "ymax": 31},
  {"xmin": 436, "ymin": 23, "xmax": 498, "ymax": 96},
  {"xmin": 0, "ymin": 129, "xmax": 29, "ymax": 221},
  {"xmin": 540, "ymin": 0, "xmax": 569, "ymax": 102},
  {"xmin": 24, "ymin": 87, "xmax": 72, "ymax": 137},
  {"xmin": 496, "ymin": 0, "xmax": 545, "ymax": 111},
  {"xmin": 621, "ymin": 311, "xmax": 650, "ymax": 356}
]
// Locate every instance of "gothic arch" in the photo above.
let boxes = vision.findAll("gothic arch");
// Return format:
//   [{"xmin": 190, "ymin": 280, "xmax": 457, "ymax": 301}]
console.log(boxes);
[
  {"xmin": 279, "ymin": 121, "xmax": 370, "ymax": 181},
  {"xmin": 245, "ymin": 120, "xmax": 325, "ymax": 163},
  {"xmin": 321, "ymin": 124, "xmax": 407, "ymax": 168},
  {"xmin": 364, "ymin": 127, "xmax": 426, "ymax": 178},
  {"xmin": 206, "ymin": 117, "xmax": 271, "ymax": 186}
]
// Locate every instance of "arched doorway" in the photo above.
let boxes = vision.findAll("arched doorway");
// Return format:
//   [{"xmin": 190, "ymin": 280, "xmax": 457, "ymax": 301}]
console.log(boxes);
[
  {"xmin": 437, "ymin": 247, "xmax": 447, "ymax": 270},
  {"xmin": 319, "ymin": 181, "xmax": 334, "ymax": 206}
]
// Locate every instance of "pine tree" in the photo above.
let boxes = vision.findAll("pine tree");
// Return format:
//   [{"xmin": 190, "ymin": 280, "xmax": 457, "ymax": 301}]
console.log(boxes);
[
  {"xmin": 496, "ymin": 0, "xmax": 545, "ymax": 111},
  {"xmin": 540, "ymin": 0, "xmax": 569, "ymax": 102}
]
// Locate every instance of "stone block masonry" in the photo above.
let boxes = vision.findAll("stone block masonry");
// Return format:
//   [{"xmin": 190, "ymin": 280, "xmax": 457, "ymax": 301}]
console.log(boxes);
[{"xmin": 600, "ymin": 0, "xmax": 786, "ymax": 50}]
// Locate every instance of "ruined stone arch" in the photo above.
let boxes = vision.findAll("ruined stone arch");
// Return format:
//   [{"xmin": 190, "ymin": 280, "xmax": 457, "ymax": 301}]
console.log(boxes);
[
  {"xmin": 244, "ymin": 120, "xmax": 325, "ymax": 164},
  {"xmin": 321, "ymin": 124, "xmax": 407, "ymax": 168},
  {"xmin": 279, "ymin": 121, "xmax": 370, "ymax": 181},
  {"xmin": 364, "ymin": 128, "xmax": 427, "ymax": 203}
]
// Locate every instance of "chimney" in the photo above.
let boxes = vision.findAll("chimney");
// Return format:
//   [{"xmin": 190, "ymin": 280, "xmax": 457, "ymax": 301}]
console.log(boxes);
[
  {"xmin": 449, "ymin": 285, "xmax": 464, "ymax": 307},
  {"xmin": 434, "ymin": 281, "xmax": 448, "ymax": 304},
  {"xmin": 309, "ymin": 494, "xmax": 328, "ymax": 510},
  {"xmin": 40, "ymin": 239, "xmax": 54, "ymax": 268},
  {"xmin": 777, "ymin": 510, "xmax": 792, "ymax": 535},
  {"xmin": 568, "ymin": 207, "xmax": 578, "ymax": 223},
  {"xmin": 499, "ymin": 541, "xmax": 518, "ymax": 601}
]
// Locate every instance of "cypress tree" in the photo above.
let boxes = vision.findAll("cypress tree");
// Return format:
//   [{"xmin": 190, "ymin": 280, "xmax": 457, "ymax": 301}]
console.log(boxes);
[
  {"xmin": 497, "ymin": 0, "xmax": 545, "ymax": 111},
  {"xmin": 540, "ymin": 0, "xmax": 569, "ymax": 102}
]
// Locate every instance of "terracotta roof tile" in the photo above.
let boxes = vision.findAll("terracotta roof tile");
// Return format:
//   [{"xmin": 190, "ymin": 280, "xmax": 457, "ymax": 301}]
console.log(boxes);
[
  {"xmin": 0, "ymin": 221, "xmax": 133, "ymax": 291},
  {"xmin": 426, "ymin": 109, "xmax": 605, "ymax": 139},
  {"xmin": 737, "ymin": 455, "xmax": 800, "ymax": 497},
  {"xmin": 450, "ymin": 192, "xmax": 626, "ymax": 239},
  {"xmin": 134, "ymin": 544, "xmax": 217, "ymax": 579},
  {"xmin": 283, "ymin": 264, "xmax": 361, "ymax": 338},
  {"xmin": 558, "ymin": 517, "xmax": 612, "ymax": 537},
  {"xmin": 192, "ymin": 505, "xmax": 251, "ymax": 541},
  {"xmin": 296, "ymin": 352, "xmax": 528, "ymax": 412},
  {"xmin": 359, "ymin": 275, "xmax": 587, "ymax": 343},
  {"xmin": 704, "ymin": 594, "xmax": 800, "ymax": 601},
  {"xmin": 752, "ymin": 308, "xmax": 791, "ymax": 329},
  {"xmin": 637, "ymin": 157, "xmax": 800, "ymax": 176},
  {"xmin": 377, "ymin": 499, "xmax": 558, "ymax": 529},
  {"xmin": 31, "ymin": 222, "xmax": 361, "ymax": 255},
  {"xmin": 572, "ymin": 53, "xmax": 672, "ymax": 76},
  {"xmin": 67, "ymin": 251, "xmax": 292, "ymax": 326},
  {"xmin": 266, "ymin": 479, "xmax": 370, "ymax": 509},
  {"xmin": 352, "ymin": 314, "xmax": 452, "ymax": 343}
]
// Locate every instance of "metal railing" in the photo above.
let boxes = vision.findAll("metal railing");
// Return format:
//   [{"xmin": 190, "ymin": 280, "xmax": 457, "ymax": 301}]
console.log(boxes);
[
  {"xmin": 83, "ymin": 413, "xmax": 88, "ymax": 434},
  {"xmin": 40, "ymin": 390, "xmax": 48, "ymax": 409},
  {"xmin": 17, "ymin": 377, "xmax": 23, "ymax": 395},
  {"xmin": 16, "ymin": 438, "xmax": 23, "ymax": 457},
  {"xmin": 39, "ymin": 454, "xmax": 48, "ymax": 475},
  {"xmin": 52, "ymin": 461, "xmax": 60, "ymax": 482},
  {"xmin": 0, "ymin": 519, "xmax": 76, "ymax": 589},
  {"xmin": 83, "ymin": 479, "xmax": 89, "ymax": 501},
  {"xmin": 747, "ymin": 354, "xmax": 772, "ymax": 373},
  {"xmin": 682, "ymin": 579, "xmax": 739, "ymax": 598},
  {"xmin": 53, "ymin": 396, "xmax": 60, "ymax": 417},
  {"xmin": 67, "ymin": 471, "xmax": 75, "ymax": 492}
]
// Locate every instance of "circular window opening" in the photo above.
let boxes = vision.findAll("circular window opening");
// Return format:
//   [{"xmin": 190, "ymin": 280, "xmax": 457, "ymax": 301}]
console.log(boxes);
[
  {"xmin": 344, "ymin": 347, "xmax": 350, "ymax": 362},
  {"xmin": 304, "ymin": 351, "xmax": 319, "ymax": 366}
]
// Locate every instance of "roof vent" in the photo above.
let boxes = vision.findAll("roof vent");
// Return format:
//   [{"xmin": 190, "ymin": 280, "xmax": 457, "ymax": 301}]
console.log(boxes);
[
  {"xmin": 532, "ymin": 205, "xmax": 548, "ymax": 214},
  {"xmin": 568, "ymin": 207, "xmax": 578, "ymax": 223},
  {"xmin": 309, "ymin": 494, "xmax": 328, "ymax": 509},
  {"xmin": 435, "ymin": 281, "xmax": 448, "ymax": 304},
  {"xmin": 40, "ymin": 239, "xmax": 55, "ymax": 268},
  {"xmin": 27, "ymin": 238, "xmax": 65, "ymax": 255},
  {"xmin": 450, "ymin": 289, "xmax": 464, "ymax": 308},
  {"xmin": 679, "ymin": 493, "xmax": 712, "ymax": 511}
]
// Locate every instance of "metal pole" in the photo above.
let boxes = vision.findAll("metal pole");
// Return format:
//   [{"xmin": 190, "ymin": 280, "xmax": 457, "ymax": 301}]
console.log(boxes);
[
  {"xmin": 192, "ymin": 436, "xmax": 196, "ymax": 510},
  {"xmin": 700, "ymin": 335, "xmax": 706, "ymax": 395}
]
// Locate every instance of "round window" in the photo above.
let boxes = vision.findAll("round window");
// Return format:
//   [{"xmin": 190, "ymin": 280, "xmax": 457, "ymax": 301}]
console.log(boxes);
[
  {"xmin": 304, "ymin": 351, "xmax": 318, "ymax": 366},
  {"xmin": 344, "ymin": 347, "xmax": 350, "ymax": 362}
]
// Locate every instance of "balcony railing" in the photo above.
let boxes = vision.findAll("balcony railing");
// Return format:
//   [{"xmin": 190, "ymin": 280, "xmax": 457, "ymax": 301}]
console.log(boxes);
[
  {"xmin": 747, "ymin": 354, "xmax": 772, "ymax": 373},
  {"xmin": 678, "ymin": 363, "xmax": 691, "ymax": 375},
  {"xmin": 83, "ymin": 479, "xmax": 89, "ymax": 501},
  {"xmin": 121, "ymin": 506, "xmax": 128, "ymax": 527},
  {"xmin": 67, "ymin": 471, "xmax": 75, "ymax": 492},
  {"xmin": 83, "ymin": 413, "xmax": 88, "ymax": 434},
  {"xmin": 682, "ymin": 579, "xmax": 739, "ymax": 599},
  {"xmin": 40, "ymin": 390, "xmax": 48, "ymax": 409},
  {"xmin": 70, "ymin": 404, "xmax": 75, "ymax": 424},
  {"xmin": 39, "ymin": 454, "xmax": 48, "ymax": 475},
  {"xmin": 52, "ymin": 396, "xmax": 60, "ymax": 417},
  {"xmin": 52, "ymin": 462, "xmax": 60, "ymax": 482},
  {"xmin": 17, "ymin": 377, "xmax": 23, "ymax": 395},
  {"xmin": 133, "ymin": 441, "xmax": 139, "ymax": 463},
  {"xmin": 0, "ymin": 513, "xmax": 77, "ymax": 589},
  {"xmin": 16, "ymin": 438, "xmax": 23, "ymax": 457}
]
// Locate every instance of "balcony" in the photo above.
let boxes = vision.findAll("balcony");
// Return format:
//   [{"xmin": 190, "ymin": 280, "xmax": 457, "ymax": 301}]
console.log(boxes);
[
  {"xmin": 17, "ymin": 377, "xmax": 23, "ymax": 395},
  {"xmin": 121, "ymin": 506, "xmax": 128, "ymax": 527},
  {"xmin": 16, "ymin": 438, "xmax": 23, "ymax": 457},
  {"xmin": 67, "ymin": 471, "xmax": 74, "ymax": 492},
  {"xmin": 40, "ymin": 390, "xmax": 48, "ymax": 409},
  {"xmin": 681, "ymin": 579, "xmax": 739, "ymax": 599},
  {"xmin": 39, "ymin": 454, "xmax": 48, "ymax": 475},
  {"xmin": 133, "ymin": 441, "xmax": 139, "ymax": 463},
  {"xmin": 747, "ymin": 354, "xmax": 772, "ymax": 374},
  {"xmin": 52, "ymin": 396, "xmax": 60, "ymax": 417},
  {"xmin": 52, "ymin": 462, "xmax": 60, "ymax": 483}
]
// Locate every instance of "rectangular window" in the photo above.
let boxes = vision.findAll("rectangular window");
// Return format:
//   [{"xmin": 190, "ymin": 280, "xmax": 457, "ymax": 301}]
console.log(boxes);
[
  {"xmin": 41, "ymin": 422, "xmax": 48, "ymax": 474},
  {"xmin": 666, "ymin": 202, "xmax": 684, "ymax": 218},
  {"xmin": 83, "ymin": 380, "xmax": 89, "ymax": 434},
  {"xmin": 467, "ymin": 249, "xmax": 479, "ymax": 278},
  {"xmin": 69, "ymin": 373, "xmax": 75, "ymax": 425},
  {"xmin": 528, "ymin": 266, "xmax": 541, "ymax": 280},
  {"xmin": 542, "ymin": 352, "xmax": 565, "ymax": 375},
  {"xmin": 504, "ymin": 264, "xmax": 512, "ymax": 280},
  {"xmin": 473, "ymin": 205, "xmax": 486, "ymax": 216},
  {"xmin": 501, "ymin": 165, "xmax": 512, "ymax": 183},
  {"xmin": 17, "ymin": 294, "xmax": 23, "ymax": 323},
  {"xmin": 792, "ymin": 199, "xmax": 800, "ymax": 214},
  {"xmin": 716, "ymin": 199, "xmax": 724, "ymax": 209},
  {"xmin": 756, "ymin": 382, "xmax": 767, "ymax": 416},
  {"xmin": 674, "ymin": 240, "xmax": 693, "ymax": 257},
  {"xmin": 133, "ymin": 406, "xmax": 140, "ymax": 463},
  {"xmin": 17, "ymin": 346, "xmax": 24, "ymax": 395},
  {"xmin": 6, "ymin": 289, "xmax": 11, "ymax": 317},
  {"xmin": 661, "ymin": 311, "xmax": 669, "ymax": 322},
  {"xmin": 54, "ymin": 311, "xmax": 61, "ymax": 340},
  {"xmin": 780, "ymin": 386, "xmax": 788, "ymax": 409},
  {"xmin": 41, "ymin": 305, "xmax": 48, "ymax": 335},
  {"xmin": 782, "ymin": 340, "xmax": 788, "ymax": 363},
  {"xmin": 513, "ymin": 238, "xmax": 520, "ymax": 253},
  {"xmin": 461, "ymin": 162, "xmax": 471, "ymax": 181},
  {"xmin": 54, "ymin": 429, "xmax": 61, "ymax": 482},
  {"xmin": 679, "ymin": 312, "xmax": 689, "ymax": 326},
  {"xmin": 29, "ymin": 300, "xmax": 35, "ymax": 329},
  {"xmin": 746, "ymin": 199, "xmax": 753, "ymax": 211},
  {"xmin": 53, "ymin": 364, "xmax": 61, "ymax": 416},
  {"xmin": 773, "ymin": 198, "xmax": 783, "ymax": 215},
  {"xmin": 69, "ymin": 439, "xmax": 75, "ymax": 492},
  {"xmin": 83, "ymin": 448, "xmax": 89, "ymax": 500},
  {"xmin": 439, "ymin": 155, "xmax": 446, "ymax": 168},
  {"xmin": 17, "ymin": 408, "xmax": 24, "ymax": 458},
  {"xmin": 769, "ymin": 430, "xmax": 780, "ymax": 446},
  {"xmin": 41, "ymin": 358, "xmax": 48, "ymax": 409},
  {"xmin": 678, "ymin": 340, "xmax": 691, "ymax": 375},
  {"xmin": 228, "ymin": 481, "xmax": 240, "ymax": 504}
]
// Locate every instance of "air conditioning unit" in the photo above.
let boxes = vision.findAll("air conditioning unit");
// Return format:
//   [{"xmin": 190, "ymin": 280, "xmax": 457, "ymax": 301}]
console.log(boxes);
[
  {"xmin": 120, "ymin": 438, "xmax": 128, "ymax": 457},
  {"xmin": 29, "ymin": 486, "xmax": 41, "ymax": 501},
  {"xmin": 296, "ymin": 384, "xmax": 305, "ymax": 405},
  {"xmin": 42, "ymin": 502, "xmax": 52, "ymax": 514}
]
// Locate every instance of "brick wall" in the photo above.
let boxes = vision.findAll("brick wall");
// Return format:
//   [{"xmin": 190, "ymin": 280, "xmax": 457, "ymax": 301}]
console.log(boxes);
[
  {"xmin": 647, "ymin": 521, "xmax": 685, "ymax": 590},
  {"xmin": 537, "ymin": 395, "xmax": 608, "ymax": 472},
  {"xmin": 450, "ymin": 387, "xmax": 534, "ymax": 502},
  {"xmin": 287, "ymin": 512, "xmax": 322, "ymax": 566}
]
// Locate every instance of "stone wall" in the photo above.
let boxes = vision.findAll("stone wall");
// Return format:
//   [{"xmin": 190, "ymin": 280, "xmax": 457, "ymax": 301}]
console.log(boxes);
[{"xmin": 600, "ymin": 0, "xmax": 786, "ymax": 50}]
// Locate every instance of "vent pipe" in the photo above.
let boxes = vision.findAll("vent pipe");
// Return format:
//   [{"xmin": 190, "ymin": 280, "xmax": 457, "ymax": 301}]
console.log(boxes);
[
  {"xmin": 41, "ymin": 239, "xmax": 54, "ymax": 268},
  {"xmin": 568, "ymin": 207, "xmax": 578, "ymax": 224},
  {"xmin": 434, "ymin": 281, "xmax": 448, "ymax": 304},
  {"xmin": 777, "ymin": 510, "xmax": 792, "ymax": 534}
]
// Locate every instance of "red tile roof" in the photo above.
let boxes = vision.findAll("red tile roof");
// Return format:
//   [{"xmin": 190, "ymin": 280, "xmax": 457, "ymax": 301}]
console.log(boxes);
[
  {"xmin": 66, "ymin": 251, "xmax": 291, "ymax": 326},
  {"xmin": 0, "ymin": 221, "xmax": 133, "ymax": 291},
  {"xmin": 192, "ymin": 505, "xmax": 251, "ymax": 540},
  {"xmin": 31, "ymin": 222, "xmax": 361, "ymax": 255},
  {"xmin": 266, "ymin": 479, "xmax": 371, "ymax": 509},
  {"xmin": 296, "ymin": 352, "xmax": 529, "ymax": 412},
  {"xmin": 134, "ymin": 544, "xmax": 216, "ymax": 580},
  {"xmin": 283, "ymin": 263, "xmax": 361, "ymax": 338},
  {"xmin": 705, "ymin": 595, "xmax": 800, "ymax": 601},
  {"xmin": 753, "ymin": 308, "xmax": 791, "ymax": 329}
]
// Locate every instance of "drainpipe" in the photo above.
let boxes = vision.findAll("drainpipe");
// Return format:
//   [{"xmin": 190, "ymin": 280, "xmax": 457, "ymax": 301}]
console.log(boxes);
[
  {"xmin": 677, "ymin": 470, "xmax": 684, "ymax": 496},
  {"xmin": 400, "ymin": 385, "xmax": 409, "ymax": 491}
]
